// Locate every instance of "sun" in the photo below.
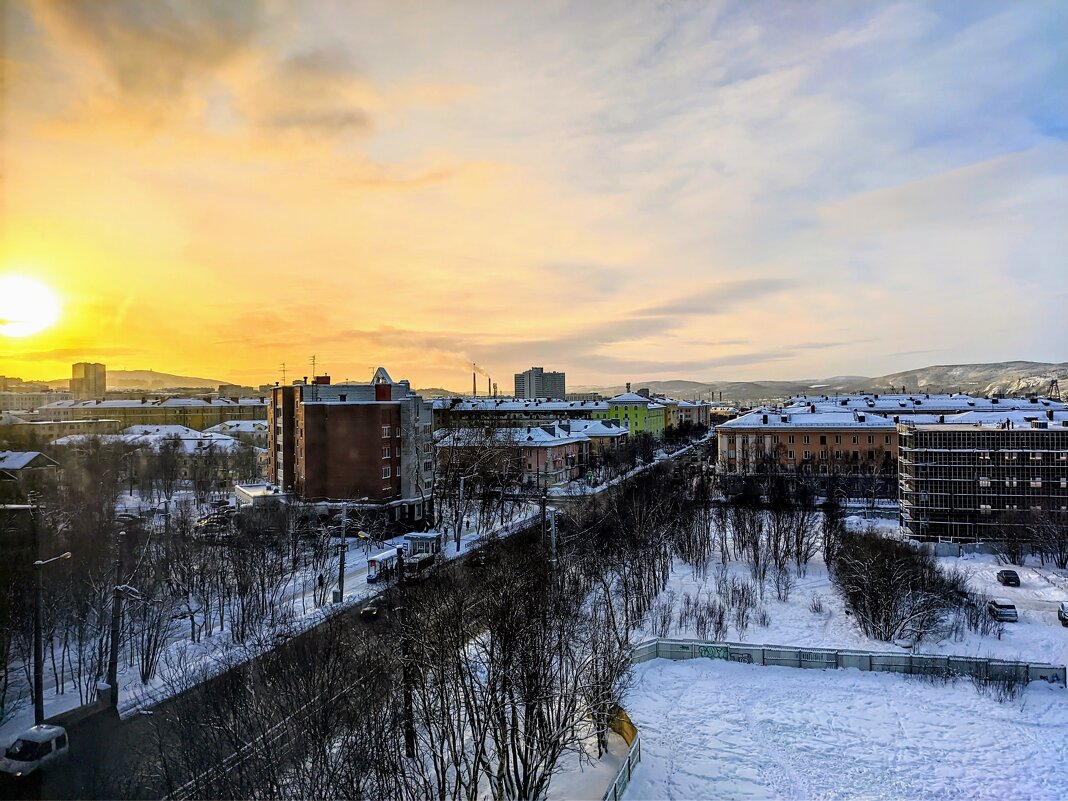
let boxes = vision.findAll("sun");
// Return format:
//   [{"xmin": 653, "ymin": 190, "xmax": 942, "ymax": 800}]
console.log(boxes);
[{"xmin": 0, "ymin": 275, "xmax": 62, "ymax": 337}]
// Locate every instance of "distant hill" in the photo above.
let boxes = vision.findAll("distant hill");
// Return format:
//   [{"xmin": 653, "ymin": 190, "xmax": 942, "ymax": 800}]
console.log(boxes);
[
  {"xmin": 44, "ymin": 369, "xmax": 228, "ymax": 390},
  {"xmin": 572, "ymin": 362, "xmax": 1067, "ymax": 405}
]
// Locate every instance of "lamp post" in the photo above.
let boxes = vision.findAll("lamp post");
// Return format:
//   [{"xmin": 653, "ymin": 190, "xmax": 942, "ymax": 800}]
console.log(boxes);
[{"xmin": 32, "ymin": 550, "xmax": 72, "ymax": 727}]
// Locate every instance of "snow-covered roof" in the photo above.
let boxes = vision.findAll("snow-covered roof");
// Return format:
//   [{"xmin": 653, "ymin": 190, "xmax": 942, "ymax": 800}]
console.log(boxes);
[
  {"xmin": 53, "ymin": 426, "xmax": 243, "ymax": 453},
  {"xmin": 439, "ymin": 423, "xmax": 591, "ymax": 449},
  {"xmin": 903, "ymin": 409, "xmax": 1068, "ymax": 431},
  {"xmin": 204, "ymin": 420, "xmax": 269, "ymax": 434},
  {"xmin": 608, "ymin": 392, "xmax": 654, "ymax": 404},
  {"xmin": 718, "ymin": 408, "xmax": 897, "ymax": 430},
  {"xmin": 788, "ymin": 393, "xmax": 1066, "ymax": 415},
  {"xmin": 0, "ymin": 451, "xmax": 59, "ymax": 470},
  {"xmin": 432, "ymin": 397, "xmax": 609, "ymax": 412},
  {"xmin": 557, "ymin": 419, "xmax": 629, "ymax": 438},
  {"xmin": 38, "ymin": 397, "xmax": 267, "ymax": 410},
  {"xmin": 0, "ymin": 412, "xmax": 27, "ymax": 425}
]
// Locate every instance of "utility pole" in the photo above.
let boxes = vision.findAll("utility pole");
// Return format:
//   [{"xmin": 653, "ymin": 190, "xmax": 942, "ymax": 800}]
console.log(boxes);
[
  {"xmin": 456, "ymin": 474, "xmax": 464, "ymax": 552},
  {"xmin": 31, "ymin": 493, "xmax": 72, "ymax": 726},
  {"xmin": 107, "ymin": 530, "xmax": 126, "ymax": 708},
  {"xmin": 336, "ymin": 503, "xmax": 347, "ymax": 602},
  {"xmin": 540, "ymin": 487, "xmax": 548, "ymax": 547},
  {"xmin": 549, "ymin": 507, "xmax": 558, "ymax": 569}
]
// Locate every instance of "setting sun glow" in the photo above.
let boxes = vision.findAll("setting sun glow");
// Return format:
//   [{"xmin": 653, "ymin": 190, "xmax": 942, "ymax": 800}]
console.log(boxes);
[{"xmin": 0, "ymin": 275, "xmax": 62, "ymax": 338}]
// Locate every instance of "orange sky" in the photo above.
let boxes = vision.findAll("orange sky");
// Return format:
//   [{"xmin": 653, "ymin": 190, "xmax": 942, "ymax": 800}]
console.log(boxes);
[{"xmin": 2, "ymin": 1, "xmax": 1065, "ymax": 390}]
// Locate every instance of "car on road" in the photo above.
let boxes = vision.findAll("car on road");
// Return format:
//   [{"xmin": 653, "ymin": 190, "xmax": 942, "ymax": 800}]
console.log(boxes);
[
  {"xmin": 360, "ymin": 598, "xmax": 384, "ymax": 620},
  {"xmin": 996, "ymin": 569, "xmax": 1021, "ymax": 587},
  {"xmin": 1058, "ymin": 602, "xmax": 1068, "ymax": 627},
  {"xmin": 987, "ymin": 598, "xmax": 1019, "ymax": 623},
  {"xmin": 0, "ymin": 725, "xmax": 69, "ymax": 779}
]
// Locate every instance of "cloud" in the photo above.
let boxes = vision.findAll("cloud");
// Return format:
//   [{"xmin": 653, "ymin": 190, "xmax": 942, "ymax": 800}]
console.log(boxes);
[
  {"xmin": 633, "ymin": 279, "xmax": 796, "ymax": 318},
  {"xmin": 10, "ymin": 347, "xmax": 145, "ymax": 360}
]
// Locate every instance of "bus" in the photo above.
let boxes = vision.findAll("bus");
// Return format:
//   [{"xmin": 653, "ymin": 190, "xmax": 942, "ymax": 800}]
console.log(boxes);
[
  {"xmin": 367, "ymin": 549, "xmax": 399, "ymax": 584},
  {"xmin": 403, "ymin": 552, "xmax": 437, "ymax": 583}
]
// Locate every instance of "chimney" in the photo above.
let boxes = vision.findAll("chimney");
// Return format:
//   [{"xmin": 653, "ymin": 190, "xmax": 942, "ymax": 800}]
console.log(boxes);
[
  {"xmin": 314, "ymin": 375, "xmax": 331, "ymax": 385},
  {"xmin": 626, "ymin": 382, "xmax": 631, "ymax": 393},
  {"xmin": 762, "ymin": 414, "xmax": 768, "ymax": 424},
  {"xmin": 938, "ymin": 415, "xmax": 944, "ymax": 423},
  {"xmin": 473, "ymin": 371, "xmax": 477, "ymax": 397},
  {"xmin": 1047, "ymin": 409, "xmax": 1054, "ymax": 420}
]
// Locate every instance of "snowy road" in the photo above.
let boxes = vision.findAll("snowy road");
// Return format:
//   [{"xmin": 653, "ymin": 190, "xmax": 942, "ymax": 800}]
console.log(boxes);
[{"xmin": 625, "ymin": 658, "xmax": 1068, "ymax": 801}]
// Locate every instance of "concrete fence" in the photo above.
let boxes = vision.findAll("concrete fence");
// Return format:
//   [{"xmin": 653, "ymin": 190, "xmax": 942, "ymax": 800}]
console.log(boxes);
[{"xmin": 633, "ymin": 638, "xmax": 1066, "ymax": 686}]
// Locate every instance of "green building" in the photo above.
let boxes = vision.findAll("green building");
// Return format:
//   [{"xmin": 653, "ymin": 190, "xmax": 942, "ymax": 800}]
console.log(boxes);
[{"xmin": 593, "ymin": 392, "xmax": 665, "ymax": 439}]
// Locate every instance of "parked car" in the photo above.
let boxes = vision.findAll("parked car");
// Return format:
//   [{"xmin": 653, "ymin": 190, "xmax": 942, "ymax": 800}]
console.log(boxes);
[
  {"xmin": 996, "ymin": 569, "xmax": 1021, "ymax": 587},
  {"xmin": 0, "ymin": 725, "xmax": 69, "ymax": 779},
  {"xmin": 987, "ymin": 598, "xmax": 1019, "ymax": 623},
  {"xmin": 1058, "ymin": 601, "xmax": 1068, "ymax": 627}
]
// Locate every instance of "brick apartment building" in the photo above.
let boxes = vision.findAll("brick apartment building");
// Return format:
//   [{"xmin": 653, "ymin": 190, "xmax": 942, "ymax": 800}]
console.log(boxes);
[{"xmin": 268, "ymin": 368, "xmax": 434, "ymax": 523}]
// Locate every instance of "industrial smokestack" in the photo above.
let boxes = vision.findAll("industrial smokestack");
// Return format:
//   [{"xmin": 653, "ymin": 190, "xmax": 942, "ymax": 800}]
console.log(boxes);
[
  {"xmin": 488, "ymin": 376, "xmax": 491, "ymax": 397},
  {"xmin": 473, "ymin": 365, "xmax": 477, "ymax": 397}
]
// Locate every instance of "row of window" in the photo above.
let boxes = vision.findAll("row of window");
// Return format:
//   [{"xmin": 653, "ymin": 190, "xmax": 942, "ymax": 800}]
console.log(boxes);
[{"xmin": 727, "ymin": 434, "xmax": 891, "ymax": 446}]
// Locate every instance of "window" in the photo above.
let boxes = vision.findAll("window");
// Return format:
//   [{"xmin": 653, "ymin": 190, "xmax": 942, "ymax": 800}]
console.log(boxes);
[
  {"xmin": 1030, "ymin": 478, "xmax": 1042, "ymax": 488},
  {"xmin": 851, "ymin": 435, "xmax": 858, "ymax": 444},
  {"xmin": 834, "ymin": 450, "xmax": 841, "ymax": 459},
  {"xmin": 979, "ymin": 477, "xmax": 991, "ymax": 488},
  {"xmin": 867, "ymin": 450, "xmax": 875, "ymax": 460},
  {"xmin": 788, "ymin": 451, "xmax": 795, "ymax": 459},
  {"xmin": 980, "ymin": 504, "xmax": 991, "ymax": 515},
  {"xmin": 381, "ymin": 425, "xmax": 391, "ymax": 438},
  {"xmin": 339, "ymin": 394, "xmax": 347, "ymax": 402},
  {"xmin": 423, "ymin": 460, "xmax": 433, "ymax": 472},
  {"xmin": 788, "ymin": 435, "xmax": 795, "ymax": 444},
  {"xmin": 382, "ymin": 466, "xmax": 391, "ymax": 479},
  {"xmin": 803, "ymin": 435, "xmax": 810, "ymax": 445},
  {"xmin": 867, "ymin": 435, "xmax": 874, "ymax": 444},
  {"xmin": 1031, "ymin": 452, "xmax": 1043, "ymax": 461},
  {"xmin": 1006, "ymin": 477, "xmax": 1017, "ymax": 488},
  {"xmin": 884, "ymin": 435, "xmax": 891, "ymax": 445},
  {"xmin": 819, "ymin": 450, "xmax": 827, "ymax": 459},
  {"xmin": 772, "ymin": 435, "xmax": 779, "ymax": 444},
  {"xmin": 819, "ymin": 435, "xmax": 827, "ymax": 445},
  {"xmin": 382, "ymin": 446, "xmax": 390, "ymax": 459},
  {"xmin": 803, "ymin": 450, "xmax": 811, "ymax": 460},
  {"xmin": 834, "ymin": 435, "xmax": 841, "ymax": 444}
]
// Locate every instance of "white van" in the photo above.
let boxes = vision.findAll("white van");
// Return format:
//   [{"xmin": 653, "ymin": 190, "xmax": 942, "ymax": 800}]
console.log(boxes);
[{"xmin": 0, "ymin": 725, "xmax": 69, "ymax": 779}]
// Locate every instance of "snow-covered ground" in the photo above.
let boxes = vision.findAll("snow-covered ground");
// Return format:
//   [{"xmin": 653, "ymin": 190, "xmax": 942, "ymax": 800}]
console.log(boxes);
[
  {"xmin": 1, "ymin": 505, "xmax": 539, "ymax": 746},
  {"xmin": 625, "ymin": 658, "xmax": 1068, "ymax": 801},
  {"xmin": 639, "ymin": 514, "xmax": 1068, "ymax": 669}
]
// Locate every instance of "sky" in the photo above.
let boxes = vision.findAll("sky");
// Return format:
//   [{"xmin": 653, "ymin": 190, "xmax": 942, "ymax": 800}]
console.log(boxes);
[{"xmin": 1, "ymin": 0, "xmax": 1066, "ymax": 391}]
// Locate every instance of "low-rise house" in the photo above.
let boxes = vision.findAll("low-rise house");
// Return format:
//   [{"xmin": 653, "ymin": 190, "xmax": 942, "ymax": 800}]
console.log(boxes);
[
  {"xmin": 205, "ymin": 420, "xmax": 269, "ymax": 447},
  {"xmin": 0, "ymin": 450, "xmax": 60, "ymax": 500},
  {"xmin": 438, "ymin": 423, "xmax": 591, "ymax": 487}
]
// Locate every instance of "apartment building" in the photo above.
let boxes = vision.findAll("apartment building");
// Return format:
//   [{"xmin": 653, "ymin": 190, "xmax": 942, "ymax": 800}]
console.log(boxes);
[
  {"xmin": 71, "ymin": 362, "xmax": 107, "ymax": 400},
  {"xmin": 0, "ymin": 391, "xmax": 73, "ymax": 413},
  {"xmin": 35, "ymin": 396, "xmax": 267, "ymax": 430},
  {"xmin": 268, "ymin": 368, "xmax": 434, "ymax": 523},
  {"xmin": 898, "ymin": 409, "xmax": 1068, "ymax": 542},
  {"xmin": 593, "ymin": 389, "xmax": 666, "ymax": 439},
  {"xmin": 717, "ymin": 407, "xmax": 897, "ymax": 474},
  {"xmin": 438, "ymin": 422, "xmax": 591, "ymax": 488},
  {"xmin": 514, "ymin": 367, "xmax": 566, "ymax": 399},
  {"xmin": 433, "ymin": 397, "xmax": 608, "ymax": 429}
]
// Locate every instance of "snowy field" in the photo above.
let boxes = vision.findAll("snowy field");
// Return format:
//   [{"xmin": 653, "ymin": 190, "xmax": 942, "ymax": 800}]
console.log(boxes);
[
  {"xmin": 625, "ymin": 658, "xmax": 1068, "ymax": 801},
  {"xmin": 639, "ymin": 514, "xmax": 1068, "ymax": 669}
]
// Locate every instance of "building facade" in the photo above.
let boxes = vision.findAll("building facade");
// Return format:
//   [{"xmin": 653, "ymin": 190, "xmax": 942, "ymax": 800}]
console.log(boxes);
[
  {"xmin": 71, "ymin": 362, "xmax": 107, "ymax": 400},
  {"xmin": 593, "ymin": 391, "xmax": 666, "ymax": 439},
  {"xmin": 0, "ymin": 391, "xmax": 73, "ymax": 413},
  {"xmin": 514, "ymin": 367, "xmax": 566, "ymax": 399},
  {"xmin": 268, "ymin": 368, "xmax": 434, "ymax": 523},
  {"xmin": 899, "ymin": 410, "xmax": 1068, "ymax": 542},
  {"xmin": 717, "ymin": 408, "xmax": 897, "ymax": 474},
  {"xmin": 35, "ymin": 397, "xmax": 267, "ymax": 430}
]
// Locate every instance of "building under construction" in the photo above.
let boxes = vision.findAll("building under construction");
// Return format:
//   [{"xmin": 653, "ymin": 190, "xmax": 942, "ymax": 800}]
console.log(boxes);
[{"xmin": 898, "ymin": 409, "xmax": 1068, "ymax": 541}]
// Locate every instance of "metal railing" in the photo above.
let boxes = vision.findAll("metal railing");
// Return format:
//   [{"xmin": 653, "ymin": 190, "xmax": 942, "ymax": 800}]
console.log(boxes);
[
  {"xmin": 601, "ymin": 734, "xmax": 641, "ymax": 801},
  {"xmin": 632, "ymin": 637, "xmax": 1066, "ymax": 686}
]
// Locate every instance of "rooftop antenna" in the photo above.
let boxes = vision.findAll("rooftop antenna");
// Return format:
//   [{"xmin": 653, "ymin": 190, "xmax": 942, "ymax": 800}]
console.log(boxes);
[
  {"xmin": 310, "ymin": 354, "xmax": 317, "ymax": 377},
  {"xmin": 280, "ymin": 362, "xmax": 287, "ymax": 384},
  {"xmin": 1050, "ymin": 378, "xmax": 1062, "ymax": 402}
]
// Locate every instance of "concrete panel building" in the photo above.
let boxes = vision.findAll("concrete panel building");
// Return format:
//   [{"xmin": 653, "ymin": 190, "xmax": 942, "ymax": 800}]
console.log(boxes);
[
  {"xmin": 899, "ymin": 409, "xmax": 1068, "ymax": 542},
  {"xmin": 71, "ymin": 362, "xmax": 107, "ymax": 400},
  {"xmin": 514, "ymin": 367, "xmax": 566, "ymax": 399}
]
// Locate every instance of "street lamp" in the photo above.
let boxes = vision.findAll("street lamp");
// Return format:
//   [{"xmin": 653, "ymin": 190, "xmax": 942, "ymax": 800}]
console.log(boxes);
[{"xmin": 32, "ymin": 550, "xmax": 72, "ymax": 726}]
